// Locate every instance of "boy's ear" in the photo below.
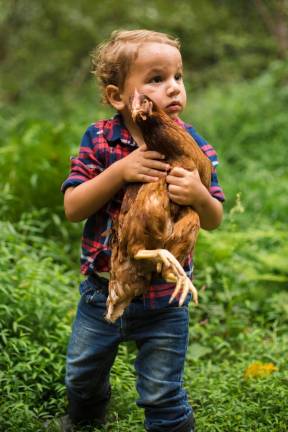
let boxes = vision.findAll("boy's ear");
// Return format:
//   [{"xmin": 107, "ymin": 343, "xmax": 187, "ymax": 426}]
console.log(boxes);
[{"xmin": 105, "ymin": 85, "xmax": 125, "ymax": 111}]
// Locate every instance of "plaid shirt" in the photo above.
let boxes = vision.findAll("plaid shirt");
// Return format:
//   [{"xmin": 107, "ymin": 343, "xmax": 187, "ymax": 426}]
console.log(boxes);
[{"xmin": 61, "ymin": 113, "xmax": 225, "ymax": 309}]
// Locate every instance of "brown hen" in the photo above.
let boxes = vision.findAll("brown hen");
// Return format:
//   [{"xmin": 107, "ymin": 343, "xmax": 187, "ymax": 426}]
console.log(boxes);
[{"xmin": 106, "ymin": 91, "xmax": 212, "ymax": 322}]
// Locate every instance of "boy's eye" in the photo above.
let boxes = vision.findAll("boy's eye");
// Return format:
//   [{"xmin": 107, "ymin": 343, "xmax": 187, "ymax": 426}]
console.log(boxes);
[
  {"xmin": 149, "ymin": 75, "xmax": 162, "ymax": 83},
  {"xmin": 175, "ymin": 73, "xmax": 183, "ymax": 81}
]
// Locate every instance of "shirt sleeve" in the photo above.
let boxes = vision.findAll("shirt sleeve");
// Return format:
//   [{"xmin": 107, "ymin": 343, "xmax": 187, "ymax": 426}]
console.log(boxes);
[
  {"xmin": 61, "ymin": 125, "xmax": 105, "ymax": 193},
  {"xmin": 186, "ymin": 125, "xmax": 225, "ymax": 202}
]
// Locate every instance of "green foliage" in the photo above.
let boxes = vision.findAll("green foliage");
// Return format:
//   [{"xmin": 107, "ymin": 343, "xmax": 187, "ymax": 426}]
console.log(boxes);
[
  {"xmin": 1, "ymin": 214, "xmax": 287, "ymax": 431},
  {"xmin": 0, "ymin": 91, "xmax": 110, "ymax": 221},
  {"xmin": 0, "ymin": 213, "xmax": 78, "ymax": 430},
  {"xmin": 0, "ymin": 116, "xmax": 77, "ymax": 219},
  {"xmin": 187, "ymin": 60, "xmax": 288, "ymax": 226},
  {"xmin": 0, "ymin": 0, "xmax": 285, "ymax": 102},
  {"xmin": 1, "ymin": 52, "xmax": 288, "ymax": 430},
  {"xmin": 1, "ymin": 60, "xmax": 287, "ymax": 228}
]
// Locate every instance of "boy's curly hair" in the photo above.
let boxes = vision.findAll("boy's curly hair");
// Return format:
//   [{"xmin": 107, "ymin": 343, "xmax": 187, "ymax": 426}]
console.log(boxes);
[{"xmin": 91, "ymin": 29, "xmax": 180, "ymax": 104}]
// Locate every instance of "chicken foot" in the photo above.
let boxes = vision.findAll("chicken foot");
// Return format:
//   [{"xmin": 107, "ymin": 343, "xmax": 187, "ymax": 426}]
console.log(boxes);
[{"xmin": 134, "ymin": 249, "xmax": 198, "ymax": 306}]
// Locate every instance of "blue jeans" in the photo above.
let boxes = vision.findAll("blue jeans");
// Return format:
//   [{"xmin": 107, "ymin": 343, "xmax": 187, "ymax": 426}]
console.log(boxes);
[{"xmin": 65, "ymin": 276, "xmax": 194, "ymax": 431}]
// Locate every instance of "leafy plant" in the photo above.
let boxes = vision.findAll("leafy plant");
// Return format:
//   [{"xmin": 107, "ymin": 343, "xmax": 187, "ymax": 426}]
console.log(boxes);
[{"xmin": 1, "ymin": 61, "xmax": 288, "ymax": 431}]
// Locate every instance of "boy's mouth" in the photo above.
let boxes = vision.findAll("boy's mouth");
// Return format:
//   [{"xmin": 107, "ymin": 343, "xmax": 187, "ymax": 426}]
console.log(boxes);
[{"xmin": 166, "ymin": 101, "xmax": 182, "ymax": 112}]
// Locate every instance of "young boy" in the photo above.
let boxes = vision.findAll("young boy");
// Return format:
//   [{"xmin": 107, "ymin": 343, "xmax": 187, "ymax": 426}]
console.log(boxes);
[{"xmin": 61, "ymin": 29, "xmax": 225, "ymax": 432}]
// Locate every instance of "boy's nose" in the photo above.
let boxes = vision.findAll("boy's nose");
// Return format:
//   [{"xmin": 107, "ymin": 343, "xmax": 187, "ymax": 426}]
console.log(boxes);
[{"xmin": 166, "ymin": 80, "xmax": 181, "ymax": 96}]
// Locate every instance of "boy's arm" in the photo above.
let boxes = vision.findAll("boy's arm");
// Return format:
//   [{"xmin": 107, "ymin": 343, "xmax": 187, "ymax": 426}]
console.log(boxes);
[
  {"xmin": 64, "ymin": 160, "xmax": 125, "ymax": 222},
  {"xmin": 64, "ymin": 145, "xmax": 170, "ymax": 222},
  {"xmin": 192, "ymin": 190, "xmax": 223, "ymax": 230}
]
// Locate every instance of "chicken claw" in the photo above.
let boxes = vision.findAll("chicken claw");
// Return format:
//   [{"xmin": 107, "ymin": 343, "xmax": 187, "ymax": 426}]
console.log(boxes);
[
  {"xmin": 134, "ymin": 249, "xmax": 198, "ymax": 305},
  {"xmin": 169, "ymin": 275, "xmax": 198, "ymax": 306}
]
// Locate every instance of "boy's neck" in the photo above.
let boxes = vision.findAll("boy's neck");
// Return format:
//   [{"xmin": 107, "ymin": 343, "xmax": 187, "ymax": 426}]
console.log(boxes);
[{"xmin": 121, "ymin": 111, "xmax": 146, "ymax": 147}]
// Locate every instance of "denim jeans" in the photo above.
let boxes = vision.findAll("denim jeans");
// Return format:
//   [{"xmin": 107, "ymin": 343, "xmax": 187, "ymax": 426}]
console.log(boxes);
[{"xmin": 65, "ymin": 276, "xmax": 194, "ymax": 431}]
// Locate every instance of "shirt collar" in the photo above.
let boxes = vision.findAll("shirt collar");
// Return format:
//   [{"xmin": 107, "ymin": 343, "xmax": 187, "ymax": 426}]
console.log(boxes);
[
  {"xmin": 103, "ymin": 114, "xmax": 136, "ymax": 147},
  {"xmin": 174, "ymin": 116, "xmax": 185, "ymax": 128},
  {"xmin": 103, "ymin": 113, "xmax": 185, "ymax": 146}
]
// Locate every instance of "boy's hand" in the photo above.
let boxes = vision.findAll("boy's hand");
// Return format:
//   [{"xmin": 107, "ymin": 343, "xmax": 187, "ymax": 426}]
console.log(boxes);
[
  {"xmin": 120, "ymin": 145, "xmax": 170, "ymax": 183},
  {"xmin": 166, "ymin": 167, "xmax": 210, "ymax": 207}
]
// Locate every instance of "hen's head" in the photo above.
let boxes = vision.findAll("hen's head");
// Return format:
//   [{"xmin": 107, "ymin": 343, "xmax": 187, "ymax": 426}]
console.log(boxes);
[{"xmin": 130, "ymin": 90, "xmax": 158, "ymax": 124}]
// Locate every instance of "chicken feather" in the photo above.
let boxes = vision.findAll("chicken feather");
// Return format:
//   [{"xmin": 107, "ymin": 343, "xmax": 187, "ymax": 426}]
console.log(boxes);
[{"xmin": 106, "ymin": 92, "xmax": 212, "ymax": 322}]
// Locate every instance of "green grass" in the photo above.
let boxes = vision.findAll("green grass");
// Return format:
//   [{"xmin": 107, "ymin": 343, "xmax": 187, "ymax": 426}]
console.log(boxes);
[
  {"xmin": 1, "ymin": 214, "xmax": 287, "ymax": 431},
  {"xmin": 1, "ymin": 62, "xmax": 287, "ymax": 430}
]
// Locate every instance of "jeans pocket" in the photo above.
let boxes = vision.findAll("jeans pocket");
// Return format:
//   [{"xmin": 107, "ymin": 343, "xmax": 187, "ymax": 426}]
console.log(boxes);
[{"xmin": 80, "ymin": 277, "xmax": 108, "ymax": 306}]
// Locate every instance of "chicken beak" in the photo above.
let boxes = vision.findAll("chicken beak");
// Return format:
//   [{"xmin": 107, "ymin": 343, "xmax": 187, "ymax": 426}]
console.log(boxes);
[
  {"xmin": 131, "ymin": 89, "xmax": 142, "ymax": 121},
  {"xmin": 131, "ymin": 89, "xmax": 153, "ymax": 122}
]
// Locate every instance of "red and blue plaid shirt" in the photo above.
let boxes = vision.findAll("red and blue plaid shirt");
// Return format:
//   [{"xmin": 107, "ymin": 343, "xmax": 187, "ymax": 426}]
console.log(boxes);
[{"xmin": 61, "ymin": 114, "xmax": 225, "ymax": 309}]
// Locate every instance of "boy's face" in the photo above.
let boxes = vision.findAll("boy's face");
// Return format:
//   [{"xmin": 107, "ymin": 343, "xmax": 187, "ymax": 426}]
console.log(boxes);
[{"xmin": 121, "ymin": 42, "xmax": 187, "ymax": 120}]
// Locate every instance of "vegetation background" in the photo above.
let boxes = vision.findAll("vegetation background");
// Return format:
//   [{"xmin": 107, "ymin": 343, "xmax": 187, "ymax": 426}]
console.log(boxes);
[{"xmin": 0, "ymin": 0, "xmax": 287, "ymax": 431}]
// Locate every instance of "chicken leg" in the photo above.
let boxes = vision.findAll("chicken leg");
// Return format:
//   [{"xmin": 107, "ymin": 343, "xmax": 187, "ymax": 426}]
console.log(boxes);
[{"xmin": 134, "ymin": 249, "xmax": 198, "ymax": 305}]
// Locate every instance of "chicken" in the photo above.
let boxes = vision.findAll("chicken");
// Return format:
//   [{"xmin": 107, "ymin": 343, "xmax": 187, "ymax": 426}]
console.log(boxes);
[{"xmin": 106, "ymin": 91, "xmax": 212, "ymax": 322}]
